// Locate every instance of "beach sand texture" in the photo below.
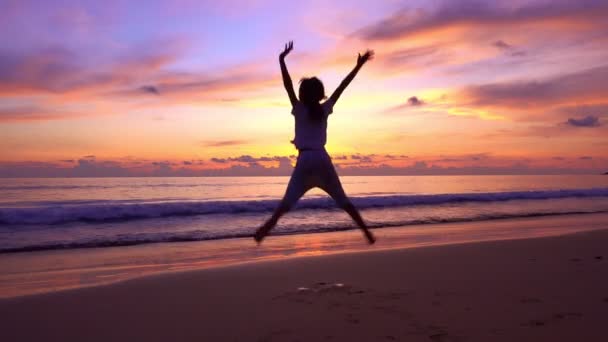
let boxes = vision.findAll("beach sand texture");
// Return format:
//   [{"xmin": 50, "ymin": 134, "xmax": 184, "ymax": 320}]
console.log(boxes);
[{"xmin": 1, "ymin": 224, "xmax": 607, "ymax": 341}]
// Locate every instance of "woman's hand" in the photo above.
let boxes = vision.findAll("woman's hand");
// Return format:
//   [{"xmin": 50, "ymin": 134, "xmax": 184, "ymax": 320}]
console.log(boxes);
[
  {"xmin": 280, "ymin": 41, "xmax": 294, "ymax": 60},
  {"xmin": 356, "ymin": 49, "xmax": 375, "ymax": 67}
]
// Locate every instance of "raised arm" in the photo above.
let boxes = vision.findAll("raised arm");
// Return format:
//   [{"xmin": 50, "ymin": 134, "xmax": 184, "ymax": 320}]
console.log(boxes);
[
  {"xmin": 279, "ymin": 41, "xmax": 298, "ymax": 106},
  {"xmin": 329, "ymin": 49, "xmax": 374, "ymax": 105}
]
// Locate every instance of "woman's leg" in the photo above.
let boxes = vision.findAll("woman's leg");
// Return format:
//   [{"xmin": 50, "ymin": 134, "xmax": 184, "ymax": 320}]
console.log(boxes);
[
  {"xmin": 254, "ymin": 166, "xmax": 310, "ymax": 243},
  {"xmin": 319, "ymin": 161, "xmax": 376, "ymax": 244}
]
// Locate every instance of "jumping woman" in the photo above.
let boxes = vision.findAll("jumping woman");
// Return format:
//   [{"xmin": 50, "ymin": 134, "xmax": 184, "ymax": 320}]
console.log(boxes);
[{"xmin": 254, "ymin": 41, "xmax": 376, "ymax": 244}]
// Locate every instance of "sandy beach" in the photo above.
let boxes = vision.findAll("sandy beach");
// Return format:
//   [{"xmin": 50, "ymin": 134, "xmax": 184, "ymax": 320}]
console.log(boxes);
[{"xmin": 2, "ymin": 218, "xmax": 608, "ymax": 341}]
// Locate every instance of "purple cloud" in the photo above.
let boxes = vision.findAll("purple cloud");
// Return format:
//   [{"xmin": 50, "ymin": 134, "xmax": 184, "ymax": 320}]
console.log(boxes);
[
  {"xmin": 210, "ymin": 155, "xmax": 293, "ymax": 165},
  {"xmin": 227, "ymin": 155, "xmax": 294, "ymax": 164},
  {"xmin": 1, "ymin": 154, "xmax": 605, "ymax": 177},
  {"xmin": 0, "ymin": 45, "xmax": 178, "ymax": 96},
  {"xmin": 492, "ymin": 40, "xmax": 512, "ymax": 50},
  {"xmin": 229, "ymin": 155, "xmax": 257, "ymax": 163},
  {"xmin": 407, "ymin": 96, "xmax": 425, "ymax": 106},
  {"xmin": 462, "ymin": 65, "xmax": 608, "ymax": 108},
  {"xmin": 355, "ymin": 1, "xmax": 608, "ymax": 41},
  {"xmin": 140, "ymin": 85, "xmax": 160, "ymax": 95},
  {"xmin": 382, "ymin": 45, "xmax": 443, "ymax": 69},
  {"xmin": 566, "ymin": 116, "xmax": 600, "ymax": 127},
  {"xmin": 491, "ymin": 40, "xmax": 527, "ymax": 57}
]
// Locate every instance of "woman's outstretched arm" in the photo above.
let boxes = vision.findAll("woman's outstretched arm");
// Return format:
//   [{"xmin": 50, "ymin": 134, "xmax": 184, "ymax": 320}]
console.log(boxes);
[
  {"xmin": 279, "ymin": 41, "xmax": 298, "ymax": 106},
  {"xmin": 329, "ymin": 50, "xmax": 374, "ymax": 104}
]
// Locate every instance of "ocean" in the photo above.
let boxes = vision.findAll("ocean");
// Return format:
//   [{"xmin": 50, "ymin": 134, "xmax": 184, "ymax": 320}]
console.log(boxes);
[{"xmin": 1, "ymin": 175, "xmax": 607, "ymax": 253}]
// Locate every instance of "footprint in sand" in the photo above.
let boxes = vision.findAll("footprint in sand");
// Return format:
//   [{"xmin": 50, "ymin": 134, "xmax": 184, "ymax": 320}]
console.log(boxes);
[
  {"xmin": 294, "ymin": 282, "xmax": 351, "ymax": 294},
  {"xmin": 278, "ymin": 282, "xmax": 359, "ymax": 304}
]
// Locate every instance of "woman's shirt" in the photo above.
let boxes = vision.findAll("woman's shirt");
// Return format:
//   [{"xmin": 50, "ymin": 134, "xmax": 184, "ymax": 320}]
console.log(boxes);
[{"xmin": 291, "ymin": 99, "xmax": 335, "ymax": 150}]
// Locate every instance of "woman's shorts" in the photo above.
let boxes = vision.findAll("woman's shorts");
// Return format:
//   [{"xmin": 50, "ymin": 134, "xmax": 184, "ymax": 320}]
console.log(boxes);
[{"xmin": 282, "ymin": 149, "xmax": 349, "ymax": 208}]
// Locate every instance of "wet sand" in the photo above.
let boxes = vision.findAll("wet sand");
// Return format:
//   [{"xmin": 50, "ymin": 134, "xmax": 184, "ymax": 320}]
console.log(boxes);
[
  {"xmin": 2, "ymin": 213, "xmax": 608, "ymax": 299},
  {"xmin": 1, "ymin": 219, "xmax": 607, "ymax": 341}
]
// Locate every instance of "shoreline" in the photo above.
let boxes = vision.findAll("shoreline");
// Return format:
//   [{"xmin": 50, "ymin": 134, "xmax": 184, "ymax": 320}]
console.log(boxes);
[
  {"xmin": 1, "ymin": 221, "xmax": 608, "ymax": 341},
  {"xmin": 2, "ymin": 209, "xmax": 607, "ymax": 254},
  {"xmin": 1, "ymin": 212, "xmax": 608, "ymax": 300}
]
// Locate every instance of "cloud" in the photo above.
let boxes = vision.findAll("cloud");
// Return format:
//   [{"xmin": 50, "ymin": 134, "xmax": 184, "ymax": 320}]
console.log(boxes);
[
  {"xmin": 227, "ymin": 155, "xmax": 294, "ymax": 163},
  {"xmin": 70, "ymin": 157, "xmax": 133, "ymax": 177},
  {"xmin": 210, "ymin": 155, "xmax": 294, "ymax": 165},
  {"xmin": 350, "ymin": 154, "xmax": 373, "ymax": 163},
  {"xmin": 0, "ymin": 106, "xmax": 82, "ymax": 122},
  {"xmin": 491, "ymin": 40, "xmax": 526, "ymax": 56},
  {"xmin": 0, "ymin": 46, "xmax": 78, "ymax": 94},
  {"xmin": 335, "ymin": 154, "xmax": 409, "ymax": 167},
  {"xmin": 0, "ymin": 41, "xmax": 277, "ymax": 122},
  {"xmin": 1, "ymin": 153, "xmax": 606, "ymax": 177},
  {"xmin": 381, "ymin": 45, "xmax": 446, "ymax": 70},
  {"xmin": 566, "ymin": 115, "xmax": 601, "ymax": 127},
  {"xmin": 459, "ymin": 65, "xmax": 608, "ymax": 109},
  {"xmin": 492, "ymin": 40, "xmax": 512, "ymax": 50},
  {"xmin": 140, "ymin": 85, "xmax": 160, "ymax": 95},
  {"xmin": 0, "ymin": 44, "xmax": 179, "ymax": 96},
  {"xmin": 385, "ymin": 96, "xmax": 433, "ymax": 114},
  {"xmin": 355, "ymin": 1, "xmax": 608, "ymax": 41},
  {"xmin": 229, "ymin": 155, "xmax": 257, "ymax": 163},
  {"xmin": 407, "ymin": 96, "xmax": 425, "ymax": 106},
  {"xmin": 202, "ymin": 140, "xmax": 249, "ymax": 147},
  {"xmin": 123, "ymin": 68, "xmax": 276, "ymax": 100},
  {"xmin": 556, "ymin": 103, "xmax": 608, "ymax": 117}
]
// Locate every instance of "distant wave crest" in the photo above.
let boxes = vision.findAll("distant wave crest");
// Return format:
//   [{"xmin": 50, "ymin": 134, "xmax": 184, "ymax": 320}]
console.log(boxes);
[
  {"xmin": 1, "ymin": 188, "xmax": 607, "ymax": 225},
  {"xmin": 1, "ymin": 210, "xmax": 607, "ymax": 253}
]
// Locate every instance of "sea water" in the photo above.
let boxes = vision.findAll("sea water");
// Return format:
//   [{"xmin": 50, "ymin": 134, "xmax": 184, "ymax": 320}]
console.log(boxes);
[{"xmin": 1, "ymin": 175, "xmax": 607, "ymax": 253}]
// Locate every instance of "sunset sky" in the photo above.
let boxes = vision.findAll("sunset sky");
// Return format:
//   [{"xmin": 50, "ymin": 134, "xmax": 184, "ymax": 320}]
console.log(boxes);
[{"xmin": 1, "ymin": 0, "xmax": 607, "ymax": 176}]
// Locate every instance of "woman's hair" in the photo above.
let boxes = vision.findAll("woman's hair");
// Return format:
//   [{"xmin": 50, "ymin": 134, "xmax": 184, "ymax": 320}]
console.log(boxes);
[{"xmin": 299, "ymin": 77, "xmax": 326, "ymax": 122}]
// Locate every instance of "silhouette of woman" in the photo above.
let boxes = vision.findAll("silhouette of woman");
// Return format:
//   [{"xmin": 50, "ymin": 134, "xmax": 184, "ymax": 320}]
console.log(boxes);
[{"xmin": 255, "ymin": 41, "xmax": 376, "ymax": 244}]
